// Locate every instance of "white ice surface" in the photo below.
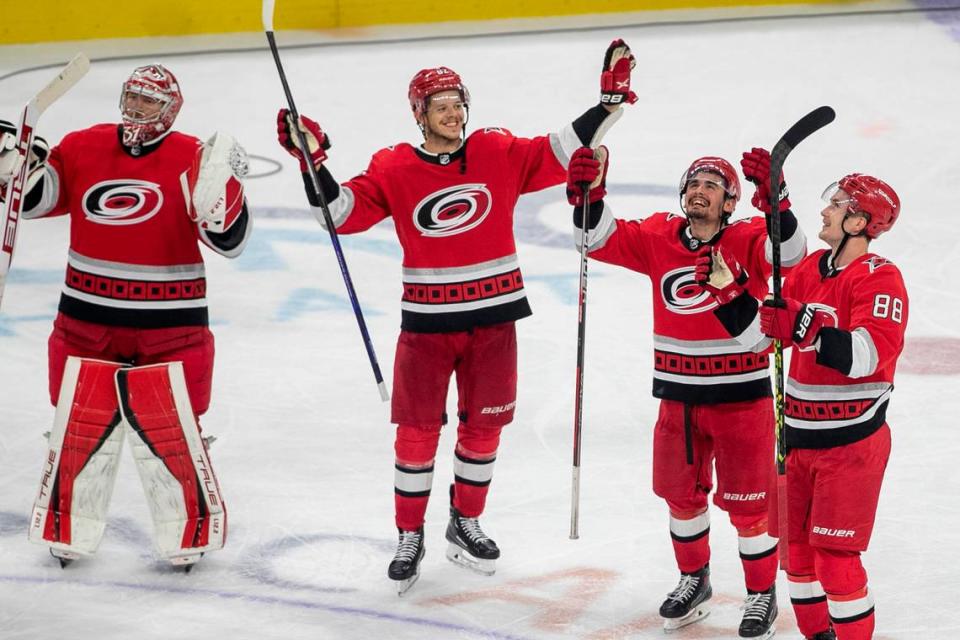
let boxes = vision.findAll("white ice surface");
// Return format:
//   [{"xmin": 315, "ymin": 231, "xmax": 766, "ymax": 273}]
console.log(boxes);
[{"xmin": 2, "ymin": 9, "xmax": 959, "ymax": 639}]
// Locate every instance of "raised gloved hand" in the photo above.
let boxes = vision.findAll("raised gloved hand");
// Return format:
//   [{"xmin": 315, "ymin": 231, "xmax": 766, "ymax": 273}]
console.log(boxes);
[
  {"xmin": 694, "ymin": 247, "xmax": 749, "ymax": 305},
  {"xmin": 567, "ymin": 146, "xmax": 608, "ymax": 207},
  {"xmin": 741, "ymin": 147, "xmax": 790, "ymax": 214},
  {"xmin": 276, "ymin": 108, "xmax": 330, "ymax": 172},
  {"xmin": 187, "ymin": 131, "xmax": 249, "ymax": 232},
  {"xmin": 0, "ymin": 119, "xmax": 49, "ymax": 199},
  {"xmin": 759, "ymin": 297, "xmax": 825, "ymax": 349},
  {"xmin": 600, "ymin": 39, "xmax": 638, "ymax": 106}
]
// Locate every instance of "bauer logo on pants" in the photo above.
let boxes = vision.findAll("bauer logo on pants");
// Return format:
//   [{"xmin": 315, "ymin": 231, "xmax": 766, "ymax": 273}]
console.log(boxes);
[{"xmin": 83, "ymin": 179, "xmax": 163, "ymax": 225}]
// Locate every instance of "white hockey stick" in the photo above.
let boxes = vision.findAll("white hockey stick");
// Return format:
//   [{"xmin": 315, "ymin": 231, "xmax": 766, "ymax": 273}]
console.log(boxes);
[{"xmin": 0, "ymin": 53, "xmax": 90, "ymax": 310}]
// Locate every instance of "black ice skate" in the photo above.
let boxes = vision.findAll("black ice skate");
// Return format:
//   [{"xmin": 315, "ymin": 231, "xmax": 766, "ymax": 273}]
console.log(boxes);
[
  {"xmin": 659, "ymin": 564, "xmax": 712, "ymax": 632},
  {"xmin": 808, "ymin": 629, "xmax": 836, "ymax": 640},
  {"xmin": 445, "ymin": 498, "xmax": 499, "ymax": 576},
  {"xmin": 739, "ymin": 584, "xmax": 778, "ymax": 639},
  {"xmin": 388, "ymin": 527, "xmax": 425, "ymax": 596},
  {"xmin": 49, "ymin": 547, "xmax": 78, "ymax": 569}
]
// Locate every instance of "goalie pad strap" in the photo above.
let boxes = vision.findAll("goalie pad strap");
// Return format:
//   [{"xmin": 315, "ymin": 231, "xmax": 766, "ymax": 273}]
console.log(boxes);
[
  {"xmin": 29, "ymin": 356, "xmax": 125, "ymax": 555},
  {"xmin": 117, "ymin": 362, "xmax": 226, "ymax": 560}
]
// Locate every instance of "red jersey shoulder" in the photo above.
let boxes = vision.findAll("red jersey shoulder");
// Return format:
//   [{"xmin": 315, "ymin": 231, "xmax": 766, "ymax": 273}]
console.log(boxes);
[
  {"xmin": 368, "ymin": 143, "xmax": 417, "ymax": 172},
  {"xmin": 635, "ymin": 211, "xmax": 683, "ymax": 232}
]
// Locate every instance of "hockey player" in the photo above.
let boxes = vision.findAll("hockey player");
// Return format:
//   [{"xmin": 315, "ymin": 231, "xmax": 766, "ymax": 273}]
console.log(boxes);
[
  {"xmin": 697, "ymin": 173, "xmax": 906, "ymax": 640},
  {"xmin": 276, "ymin": 41, "xmax": 637, "ymax": 594},
  {"xmin": 0, "ymin": 64, "xmax": 250, "ymax": 568},
  {"xmin": 566, "ymin": 145, "xmax": 807, "ymax": 637}
]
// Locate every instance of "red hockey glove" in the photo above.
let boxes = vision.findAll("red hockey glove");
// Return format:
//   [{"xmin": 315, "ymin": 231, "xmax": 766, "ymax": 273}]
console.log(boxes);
[
  {"xmin": 600, "ymin": 39, "xmax": 638, "ymax": 106},
  {"xmin": 694, "ymin": 247, "xmax": 749, "ymax": 305},
  {"xmin": 760, "ymin": 298, "xmax": 825, "ymax": 348},
  {"xmin": 276, "ymin": 108, "xmax": 330, "ymax": 172},
  {"xmin": 741, "ymin": 147, "xmax": 791, "ymax": 215},
  {"xmin": 567, "ymin": 146, "xmax": 608, "ymax": 207}
]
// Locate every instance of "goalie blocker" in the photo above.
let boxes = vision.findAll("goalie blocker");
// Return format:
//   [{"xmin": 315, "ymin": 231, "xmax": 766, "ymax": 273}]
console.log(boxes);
[{"xmin": 28, "ymin": 356, "xmax": 226, "ymax": 566}]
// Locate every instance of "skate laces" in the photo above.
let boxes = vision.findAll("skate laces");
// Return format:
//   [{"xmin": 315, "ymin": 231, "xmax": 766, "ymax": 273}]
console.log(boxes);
[
  {"xmin": 394, "ymin": 530, "xmax": 422, "ymax": 563},
  {"xmin": 666, "ymin": 574, "xmax": 699, "ymax": 603},
  {"xmin": 741, "ymin": 591, "xmax": 773, "ymax": 620},
  {"xmin": 457, "ymin": 516, "xmax": 490, "ymax": 543}
]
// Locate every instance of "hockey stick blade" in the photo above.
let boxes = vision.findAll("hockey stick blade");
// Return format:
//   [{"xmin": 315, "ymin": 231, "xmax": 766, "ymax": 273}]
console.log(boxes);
[
  {"xmin": 33, "ymin": 53, "xmax": 91, "ymax": 116},
  {"xmin": 769, "ymin": 106, "xmax": 835, "ymax": 173}
]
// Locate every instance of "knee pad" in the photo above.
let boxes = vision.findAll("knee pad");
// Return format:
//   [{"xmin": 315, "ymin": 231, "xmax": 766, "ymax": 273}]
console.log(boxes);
[
  {"xmin": 814, "ymin": 547, "xmax": 867, "ymax": 595},
  {"xmin": 454, "ymin": 423, "xmax": 501, "ymax": 488},
  {"xmin": 394, "ymin": 423, "xmax": 442, "ymax": 501},
  {"xmin": 118, "ymin": 362, "xmax": 226, "ymax": 565},
  {"xmin": 29, "ymin": 357, "xmax": 125, "ymax": 558}
]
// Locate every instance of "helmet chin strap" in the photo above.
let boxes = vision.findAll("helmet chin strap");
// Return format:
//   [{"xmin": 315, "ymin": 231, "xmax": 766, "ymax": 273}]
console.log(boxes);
[{"xmin": 828, "ymin": 213, "xmax": 867, "ymax": 274}]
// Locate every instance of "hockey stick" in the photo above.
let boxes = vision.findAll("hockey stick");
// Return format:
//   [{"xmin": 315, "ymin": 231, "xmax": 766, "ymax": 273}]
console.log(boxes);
[
  {"xmin": 767, "ymin": 105, "xmax": 835, "ymax": 569},
  {"xmin": 570, "ymin": 184, "xmax": 591, "ymax": 540},
  {"xmin": 262, "ymin": 0, "xmax": 389, "ymax": 402},
  {"xmin": 0, "ymin": 53, "xmax": 90, "ymax": 310}
]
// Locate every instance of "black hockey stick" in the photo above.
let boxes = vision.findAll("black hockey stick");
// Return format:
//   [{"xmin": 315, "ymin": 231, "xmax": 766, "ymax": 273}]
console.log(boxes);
[
  {"xmin": 262, "ymin": 0, "xmax": 388, "ymax": 402},
  {"xmin": 767, "ymin": 105, "xmax": 835, "ymax": 567},
  {"xmin": 570, "ymin": 182, "xmax": 592, "ymax": 540}
]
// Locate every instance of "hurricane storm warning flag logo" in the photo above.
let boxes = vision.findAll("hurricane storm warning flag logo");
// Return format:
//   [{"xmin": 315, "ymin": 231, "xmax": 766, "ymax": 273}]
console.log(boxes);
[
  {"xmin": 83, "ymin": 179, "xmax": 163, "ymax": 225},
  {"xmin": 414, "ymin": 184, "xmax": 492, "ymax": 237}
]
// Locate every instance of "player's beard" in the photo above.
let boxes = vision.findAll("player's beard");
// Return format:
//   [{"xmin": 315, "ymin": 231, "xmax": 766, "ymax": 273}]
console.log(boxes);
[{"xmin": 425, "ymin": 119, "xmax": 464, "ymax": 147}]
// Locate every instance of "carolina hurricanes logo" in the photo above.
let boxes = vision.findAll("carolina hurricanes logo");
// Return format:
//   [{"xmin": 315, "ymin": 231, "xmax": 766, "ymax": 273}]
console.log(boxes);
[
  {"xmin": 661, "ymin": 266, "xmax": 716, "ymax": 315},
  {"xmin": 864, "ymin": 256, "xmax": 893, "ymax": 273},
  {"xmin": 83, "ymin": 180, "xmax": 163, "ymax": 225},
  {"xmin": 414, "ymin": 184, "xmax": 492, "ymax": 237}
]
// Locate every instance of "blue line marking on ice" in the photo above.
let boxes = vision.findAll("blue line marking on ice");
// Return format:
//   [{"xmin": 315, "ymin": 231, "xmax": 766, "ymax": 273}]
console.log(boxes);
[
  {"xmin": 275, "ymin": 288, "xmax": 385, "ymax": 320},
  {"xmin": 236, "ymin": 222, "xmax": 401, "ymax": 272}
]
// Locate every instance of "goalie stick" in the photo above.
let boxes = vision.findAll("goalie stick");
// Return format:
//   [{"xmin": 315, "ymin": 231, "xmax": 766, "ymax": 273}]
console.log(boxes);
[
  {"xmin": 766, "ymin": 105, "xmax": 836, "ymax": 570},
  {"xmin": 261, "ymin": 0, "xmax": 388, "ymax": 402},
  {"xmin": 0, "ymin": 53, "xmax": 90, "ymax": 310}
]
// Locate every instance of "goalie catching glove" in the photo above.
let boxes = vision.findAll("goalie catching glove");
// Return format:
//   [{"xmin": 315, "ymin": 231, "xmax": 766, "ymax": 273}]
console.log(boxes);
[
  {"xmin": 183, "ymin": 131, "xmax": 248, "ymax": 233},
  {"xmin": 0, "ymin": 118, "xmax": 50, "ymax": 199},
  {"xmin": 600, "ymin": 39, "xmax": 638, "ymax": 106},
  {"xmin": 277, "ymin": 108, "xmax": 330, "ymax": 172}
]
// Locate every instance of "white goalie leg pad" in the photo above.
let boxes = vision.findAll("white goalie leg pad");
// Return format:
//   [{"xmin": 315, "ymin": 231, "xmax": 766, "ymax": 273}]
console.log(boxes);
[
  {"xmin": 28, "ymin": 356, "xmax": 126, "ymax": 558},
  {"xmin": 117, "ymin": 362, "xmax": 226, "ymax": 565}
]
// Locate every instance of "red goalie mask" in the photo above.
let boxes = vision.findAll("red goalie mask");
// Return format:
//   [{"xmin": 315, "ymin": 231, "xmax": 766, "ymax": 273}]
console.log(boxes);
[{"xmin": 119, "ymin": 64, "xmax": 183, "ymax": 148}]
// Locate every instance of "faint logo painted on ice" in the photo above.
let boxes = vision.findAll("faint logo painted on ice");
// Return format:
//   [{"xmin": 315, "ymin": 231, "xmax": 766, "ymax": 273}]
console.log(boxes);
[
  {"xmin": 413, "ymin": 184, "xmax": 491, "ymax": 238},
  {"xmin": 660, "ymin": 266, "xmax": 715, "ymax": 315},
  {"xmin": 83, "ymin": 179, "xmax": 163, "ymax": 225}
]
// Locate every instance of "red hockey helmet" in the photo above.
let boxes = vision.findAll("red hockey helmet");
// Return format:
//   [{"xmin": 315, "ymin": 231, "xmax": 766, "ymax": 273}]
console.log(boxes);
[
  {"xmin": 833, "ymin": 173, "xmax": 900, "ymax": 238},
  {"xmin": 119, "ymin": 63, "xmax": 183, "ymax": 148},
  {"xmin": 408, "ymin": 66, "xmax": 470, "ymax": 120},
  {"xmin": 679, "ymin": 156, "xmax": 741, "ymax": 203}
]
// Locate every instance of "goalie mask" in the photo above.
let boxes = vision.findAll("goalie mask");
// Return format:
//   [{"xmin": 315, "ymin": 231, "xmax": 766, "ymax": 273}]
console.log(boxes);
[{"xmin": 119, "ymin": 64, "xmax": 183, "ymax": 149}]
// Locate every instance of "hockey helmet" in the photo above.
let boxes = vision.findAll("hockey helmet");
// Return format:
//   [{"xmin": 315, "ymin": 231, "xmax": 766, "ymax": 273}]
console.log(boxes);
[
  {"xmin": 119, "ymin": 64, "xmax": 183, "ymax": 148},
  {"xmin": 679, "ymin": 156, "xmax": 741, "ymax": 203},
  {"xmin": 822, "ymin": 173, "xmax": 900, "ymax": 239},
  {"xmin": 408, "ymin": 66, "xmax": 470, "ymax": 120}
]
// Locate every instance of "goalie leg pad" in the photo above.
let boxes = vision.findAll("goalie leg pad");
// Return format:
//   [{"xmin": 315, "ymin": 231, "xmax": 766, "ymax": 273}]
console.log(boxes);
[
  {"xmin": 117, "ymin": 361, "xmax": 227, "ymax": 563},
  {"xmin": 29, "ymin": 356, "xmax": 125, "ymax": 557}
]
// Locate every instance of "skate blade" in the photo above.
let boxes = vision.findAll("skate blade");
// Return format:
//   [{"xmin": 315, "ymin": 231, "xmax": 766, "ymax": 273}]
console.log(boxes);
[
  {"xmin": 663, "ymin": 605, "xmax": 710, "ymax": 632},
  {"xmin": 741, "ymin": 628, "xmax": 775, "ymax": 640},
  {"xmin": 49, "ymin": 547, "xmax": 79, "ymax": 568},
  {"xmin": 169, "ymin": 552, "xmax": 204, "ymax": 570},
  {"xmin": 445, "ymin": 542, "xmax": 496, "ymax": 576},
  {"xmin": 394, "ymin": 570, "xmax": 421, "ymax": 596}
]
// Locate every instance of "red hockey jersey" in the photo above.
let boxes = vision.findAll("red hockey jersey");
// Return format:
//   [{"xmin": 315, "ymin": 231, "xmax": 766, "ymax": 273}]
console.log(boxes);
[
  {"xmin": 325, "ymin": 127, "xmax": 566, "ymax": 332},
  {"xmin": 780, "ymin": 250, "xmax": 908, "ymax": 449},
  {"xmin": 586, "ymin": 209, "xmax": 806, "ymax": 404},
  {"xmin": 26, "ymin": 124, "xmax": 236, "ymax": 328}
]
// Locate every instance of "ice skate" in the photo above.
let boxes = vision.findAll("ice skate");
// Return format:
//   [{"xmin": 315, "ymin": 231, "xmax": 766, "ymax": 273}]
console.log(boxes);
[
  {"xmin": 660, "ymin": 564, "xmax": 712, "ymax": 632},
  {"xmin": 808, "ymin": 629, "xmax": 836, "ymax": 640},
  {"xmin": 49, "ymin": 547, "xmax": 79, "ymax": 569},
  {"xmin": 170, "ymin": 552, "xmax": 204, "ymax": 572},
  {"xmin": 388, "ymin": 527, "xmax": 425, "ymax": 596},
  {"xmin": 739, "ymin": 585, "xmax": 778, "ymax": 638},
  {"xmin": 445, "ymin": 502, "xmax": 499, "ymax": 576}
]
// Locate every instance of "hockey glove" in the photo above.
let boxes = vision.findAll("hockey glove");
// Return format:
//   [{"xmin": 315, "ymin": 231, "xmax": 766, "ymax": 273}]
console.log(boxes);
[
  {"xmin": 694, "ymin": 247, "xmax": 749, "ymax": 305},
  {"xmin": 741, "ymin": 147, "xmax": 790, "ymax": 215},
  {"xmin": 567, "ymin": 146, "xmax": 608, "ymax": 207},
  {"xmin": 276, "ymin": 109, "xmax": 330, "ymax": 172},
  {"xmin": 0, "ymin": 119, "xmax": 49, "ymax": 199},
  {"xmin": 600, "ymin": 39, "xmax": 638, "ymax": 106},
  {"xmin": 759, "ymin": 297, "xmax": 825, "ymax": 349}
]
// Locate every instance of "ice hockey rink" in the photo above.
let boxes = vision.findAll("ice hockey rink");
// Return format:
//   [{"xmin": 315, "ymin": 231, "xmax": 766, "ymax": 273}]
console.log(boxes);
[{"xmin": 2, "ymin": 4, "xmax": 959, "ymax": 638}]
